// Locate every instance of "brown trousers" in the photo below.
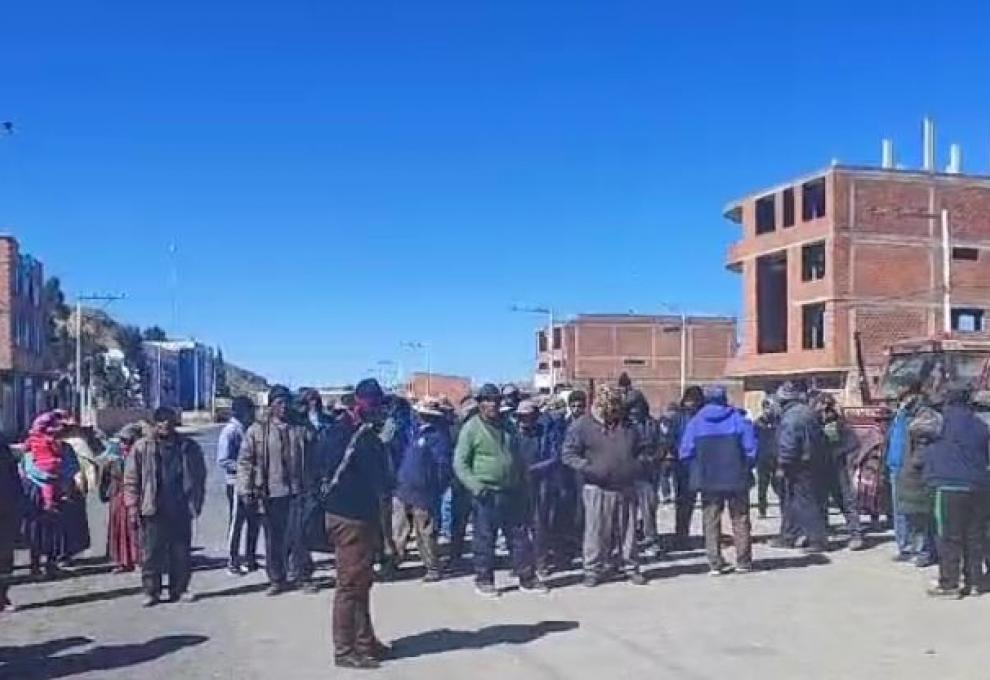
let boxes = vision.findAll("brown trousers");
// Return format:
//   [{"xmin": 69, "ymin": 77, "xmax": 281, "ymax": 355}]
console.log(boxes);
[
  {"xmin": 391, "ymin": 499, "xmax": 440, "ymax": 573},
  {"xmin": 701, "ymin": 493, "xmax": 752, "ymax": 570},
  {"xmin": 326, "ymin": 514, "xmax": 378, "ymax": 658}
]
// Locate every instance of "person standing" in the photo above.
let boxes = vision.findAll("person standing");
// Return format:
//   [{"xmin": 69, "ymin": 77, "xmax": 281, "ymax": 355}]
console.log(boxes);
[
  {"xmin": 454, "ymin": 383, "xmax": 546, "ymax": 598},
  {"xmin": 679, "ymin": 386, "xmax": 757, "ymax": 574},
  {"xmin": 915, "ymin": 389, "xmax": 990, "ymax": 598},
  {"xmin": 563, "ymin": 384, "xmax": 648, "ymax": 587},
  {"xmin": 516, "ymin": 399, "xmax": 563, "ymax": 577},
  {"xmin": 672, "ymin": 386, "xmax": 705, "ymax": 549},
  {"xmin": 0, "ymin": 432, "xmax": 24, "ymax": 613},
  {"xmin": 217, "ymin": 397, "xmax": 259, "ymax": 575},
  {"xmin": 446, "ymin": 396, "xmax": 479, "ymax": 571},
  {"xmin": 773, "ymin": 382, "xmax": 829, "ymax": 553},
  {"xmin": 812, "ymin": 393, "xmax": 866, "ymax": 551},
  {"xmin": 393, "ymin": 397, "xmax": 452, "ymax": 582},
  {"xmin": 625, "ymin": 391, "xmax": 664, "ymax": 557},
  {"xmin": 319, "ymin": 379, "xmax": 391, "ymax": 669},
  {"xmin": 238, "ymin": 385, "xmax": 306, "ymax": 595},
  {"xmin": 886, "ymin": 382, "xmax": 925, "ymax": 561},
  {"xmin": 124, "ymin": 407, "xmax": 206, "ymax": 607},
  {"xmin": 100, "ymin": 422, "xmax": 145, "ymax": 573}
]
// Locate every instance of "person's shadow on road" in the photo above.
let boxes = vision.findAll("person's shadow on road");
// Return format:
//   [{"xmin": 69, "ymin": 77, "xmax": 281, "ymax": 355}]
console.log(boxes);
[
  {"xmin": 388, "ymin": 620, "xmax": 578, "ymax": 660},
  {"xmin": 0, "ymin": 634, "xmax": 208, "ymax": 680}
]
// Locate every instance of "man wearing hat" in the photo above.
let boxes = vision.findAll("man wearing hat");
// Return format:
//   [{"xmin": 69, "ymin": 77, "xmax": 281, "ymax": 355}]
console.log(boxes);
[
  {"xmin": 392, "ymin": 397, "xmax": 452, "ymax": 582},
  {"xmin": 517, "ymin": 399, "xmax": 563, "ymax": 576},
  {"xmin": 124, "ymin": 407, "xmax": 206, "ymax": 606},
  {"xmin": 679, "ymin": 386, "xmax": 757, "ymax": 574},
  {"xmin": 319, "ymin": 378, "xmax": 392, "ymax": 668},
  {"xmin": 672, "ymin": 386, "xmax": 706, "ymax": 549},
  {"xmin": 238, "ymin": 385, "xmax": 307, "ymax": 595},
  {"xmin": 563, "ymin": 384, "xmax": 648, "ymax": 587},
  {"xmin": 218, "ymin": 396, "xmax": 259, "ymax": 575},
  {"xmin": 773, "ymin": 381, "xmax": 829, "ymax": 553},
  {"xmin": 454, "ymin": 383, "xmax": 545, "ymax": 598}
]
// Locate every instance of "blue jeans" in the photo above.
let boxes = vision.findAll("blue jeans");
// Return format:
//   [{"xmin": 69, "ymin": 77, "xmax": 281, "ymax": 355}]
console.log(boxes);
[
  {"xmin": 890, "ymin": 475, "xmax": 911, "ymax": 555},
  {"xmin": 472, "ymin": 490, "xmax": 535, "ymax": 585},
  {"xmin": 905, "ymin": 513, "xmax": 938, "ymax": 562}
]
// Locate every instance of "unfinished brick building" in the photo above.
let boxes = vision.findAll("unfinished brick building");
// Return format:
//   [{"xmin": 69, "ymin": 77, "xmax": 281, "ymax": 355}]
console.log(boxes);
[
  {"xmin": 533, "ymin": 314, "xmax": 738, "ymax": 410},
  {"xmin": 724, "ymin": 147, "xmax": 990, "ymax": 405}
]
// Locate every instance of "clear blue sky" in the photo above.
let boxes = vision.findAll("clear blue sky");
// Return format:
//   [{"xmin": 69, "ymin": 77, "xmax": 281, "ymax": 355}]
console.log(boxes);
[{"xmin": 2, "ymin": 1, "xmax": 988, "ymax": 386}]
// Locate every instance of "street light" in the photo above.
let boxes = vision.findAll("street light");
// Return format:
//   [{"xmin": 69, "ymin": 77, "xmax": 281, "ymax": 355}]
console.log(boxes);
[
  {"xmin": 400, "ymin": 342, "xmax": 431, "ymax": 394},
  {"xmin": 659, "ymin": 303, "xmax": 689, "ymax": 395},
  {"xmin": 511, "ymin": 304, "xmax": 556, "ymax": 392}
]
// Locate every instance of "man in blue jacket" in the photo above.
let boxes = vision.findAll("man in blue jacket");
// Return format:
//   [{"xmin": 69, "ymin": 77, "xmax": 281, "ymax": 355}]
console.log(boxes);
[
  {"xmin": 216, "ymin": 396, "xmax": 258, "ymax": 575},
  {"xmin": 517, "ymin": 399, "xmax": 563, "ymax": 577},
  {"xmin": 679, "ymin": 386, "xmax": 757, "ymax": 574},
  {"xmin": 393, "ymin": 397, "xmax": 452, "ymax": 582},
  {"xmin": 913, "ymin": 388, "xmax": 990, "ymax": 598}
]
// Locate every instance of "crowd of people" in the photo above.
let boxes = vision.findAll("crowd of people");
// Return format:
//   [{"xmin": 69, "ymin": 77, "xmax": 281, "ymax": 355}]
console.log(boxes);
[{"xmin": 1, "ymin": 372, "xmax": 989, "ymax": 670}]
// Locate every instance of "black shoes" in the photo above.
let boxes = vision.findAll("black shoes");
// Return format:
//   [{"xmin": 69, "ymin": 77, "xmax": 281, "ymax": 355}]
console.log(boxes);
[{"xmin": 628, "ymin": 572, "xmax": 648, "ymax": 586}]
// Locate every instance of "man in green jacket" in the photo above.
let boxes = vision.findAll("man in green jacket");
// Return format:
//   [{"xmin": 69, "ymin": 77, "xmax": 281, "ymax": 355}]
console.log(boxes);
[{"xmin": 454, "ymin": 383, "xmax": 546, "ymax": 598}]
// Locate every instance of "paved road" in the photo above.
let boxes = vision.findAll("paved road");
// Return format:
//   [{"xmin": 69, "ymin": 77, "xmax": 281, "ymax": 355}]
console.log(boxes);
[{"xmin": 2, "ymin": 426, "xmax": 989, "ymax": 679}]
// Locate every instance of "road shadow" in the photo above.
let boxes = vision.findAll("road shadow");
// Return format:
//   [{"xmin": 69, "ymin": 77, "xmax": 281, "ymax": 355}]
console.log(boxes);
[
  {"xmin": 0, "ymin": 634, "xmax": 208, "ymax": 680},
  {"xmin": 16, "ymin": 585, "xmax": 145, "ymax": 611},
  {"xmin": 389, "ymin": 620, "xmax": 578, "ymax": 660},
  {"xmin": 191, "ymin": 556, "xmax": 230, "ymax": 573},
  {"xmin": 196, "ymin": 582, "xmax": 271, "ymax": 601}
]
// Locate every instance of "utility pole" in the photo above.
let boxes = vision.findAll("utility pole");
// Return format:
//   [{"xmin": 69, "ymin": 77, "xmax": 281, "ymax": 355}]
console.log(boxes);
[
  {"xmin": 941, "ymin": 208, "xmax": 952, "ymax": 334},
  {"xmin": 75, "ymin": 293, "xmax": 125, "ymax": 420}
]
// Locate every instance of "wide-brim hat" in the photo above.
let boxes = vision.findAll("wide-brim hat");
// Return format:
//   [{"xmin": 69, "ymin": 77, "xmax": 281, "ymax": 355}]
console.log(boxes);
[{"xmin": 414, "ymin": 398, "xmax": 446, "ymax": 418}]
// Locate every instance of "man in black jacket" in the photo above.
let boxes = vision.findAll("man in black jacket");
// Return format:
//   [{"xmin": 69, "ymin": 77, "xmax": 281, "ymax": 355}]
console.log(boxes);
[
  {"xmin": 913, "ymin": 388, "xmax": 990, "ymax": 598},
  {"xmin": 563, "ymin": 384, "xmax": 648, "ymax": 587},
  {"xmin": 773, "ymin": 382, "xmax": 829, "ymax": 553}
]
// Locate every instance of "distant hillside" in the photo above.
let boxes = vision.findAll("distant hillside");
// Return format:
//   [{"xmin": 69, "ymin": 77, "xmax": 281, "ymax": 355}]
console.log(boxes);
[{"xmin": 225, "ymin": 362, "xmax": 270, "ymax": 397}]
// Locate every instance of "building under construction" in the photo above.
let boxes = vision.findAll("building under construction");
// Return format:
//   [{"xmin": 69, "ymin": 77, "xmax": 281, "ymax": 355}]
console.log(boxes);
[{"xmin": 724, "ymin": 119, "xmax": 990, "ymax": 406}]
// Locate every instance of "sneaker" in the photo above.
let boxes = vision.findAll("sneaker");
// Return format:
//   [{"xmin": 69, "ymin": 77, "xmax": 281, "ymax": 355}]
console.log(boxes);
[
  {"xmin": 891, "ymin": 553, "xmax": 913, "ymax": 563},
  {"xmin": 802, "ymin": 543, "xmax": 827, "ymax": 555},
  {"xmin": 422, "ymin": 571, "xmax": 443, "ymax": 584},
  {"xmin": 178, "ymin": 592, "xmax": 197, "ymax": 604},
  {"xmin": 735, "ymin": 563, "xmax": 755, "ymax": 574},
  {"xmin": 927, "ymin": 585, "xmax": 964, "ymax": 600},
  {"xmin": 226, "ymin": 565, "xmax": 242, "ymax": 577},
  {"xmin": 583, "ymin": 574, "xmax": 600, "ymax": 588},
  {"xmin": 244, "ymin": 562, "xmax": 260, "ymax": 573},
  {"xmin": 519, "ymin": 578, "xmax": 550, "ymax": 595},
  {"xmin": 474, "ymin": 581, "xmax": 500, "ymax": 599},
  {"xmin": 628, "ymin": 572, "xmax": 648, "ymax": 586},
  {"xmin": 142, "ymin": 594, "xmax": 160, "ymax": 608},
  {"xmin": 847, "ymin": 536, "xmax": 866, "ymax": 551},
  {"xmin": 794, "ymin": 536, "xmax": 810, "ymax": 549},
  {"xmin": 709, "ymin": 564, "xmax": 735, "ymax": 576},
  {"xmin": 334, "ymin": 654, "xmax": 381, "ymax": 670}
]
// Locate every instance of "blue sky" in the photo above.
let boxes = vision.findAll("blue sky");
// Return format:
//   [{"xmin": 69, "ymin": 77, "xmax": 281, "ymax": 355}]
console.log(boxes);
[{"xmin": 2, "ymin": 1, "xmax": 989, "ymax": 386}]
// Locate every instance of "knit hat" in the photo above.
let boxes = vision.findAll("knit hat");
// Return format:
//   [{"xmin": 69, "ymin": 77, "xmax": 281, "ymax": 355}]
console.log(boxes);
[
  {"xmin": 567, "ymin": 389, "xmax": 587, "ymax": 405},
  {"xmin": 593, "ymin": 384, "xmax": 624, "ymax": 423},
  {"xmin": 268, "ymin": 384, "xmax": 292, "ymax": 405},
  {"xmin": 703, "ymin": 385, "xmax": 728, "ymax": 405},
  {"xmin": 775, "ymin": 381, "xmax": 806, "ymax": 404},
  {"xmin": 476, "ymin": 383, "xmax": 501, "ymax": 402},
  {"xmin": 354, "ymin": 379, "xmax": 385, "ymax": 407}
]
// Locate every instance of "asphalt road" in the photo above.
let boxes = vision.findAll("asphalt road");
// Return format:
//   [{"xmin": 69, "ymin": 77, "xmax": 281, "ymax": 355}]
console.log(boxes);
[{"xmin": 2, "ymin": 426, "xmax": 990, "ymax": 679}]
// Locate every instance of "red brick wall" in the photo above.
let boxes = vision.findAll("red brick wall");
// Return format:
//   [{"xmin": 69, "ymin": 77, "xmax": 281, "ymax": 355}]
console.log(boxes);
[{"xmin": 406, "ymin": 373, "xmax": 471, "ymax": 404}]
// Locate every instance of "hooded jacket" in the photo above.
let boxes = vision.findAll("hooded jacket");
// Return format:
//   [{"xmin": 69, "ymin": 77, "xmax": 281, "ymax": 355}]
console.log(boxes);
[
  {"xmin": 916, "ymin": 404, "xmax": 990, "ymax": 491},
  {"xmin": 396, "ymin": 421, "xmax": 452, "ymax": 510},
  {"xmin": 776, "ymin": 401, "xmax": 826, "ymax": 468},
  {"xmin": 679, "ymin": 404, "xmax": 756, "ymax": 494},
  {"xmin": 454, "ymin": 415, "xmax": 526, "ymax": 495},
  {"xmin": 561, "ymin": 413, "xmax": 645, "ymax": 491}
]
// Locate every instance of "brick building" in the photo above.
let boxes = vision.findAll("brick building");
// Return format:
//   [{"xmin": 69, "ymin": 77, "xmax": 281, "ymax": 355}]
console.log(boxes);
[
  {"xmin": 724, "ymin": 159, "xmax": 990, "ymax": 405},
  {"xmin": 405, "ymin": 372, "xmax": 472, "ymax": 404},
  {"xmin": 533, "ymin": 314, "xmax": 738, "ymax": 410},
  {"xmin": 0, "ymin": 236, "xmax": 50, "ymax": 435}
]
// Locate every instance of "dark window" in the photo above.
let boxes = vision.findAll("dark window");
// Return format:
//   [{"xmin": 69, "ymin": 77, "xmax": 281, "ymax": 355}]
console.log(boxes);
[
  {"xmin": 802, "ymin": 178, "xmax": 826, "ymax": 221},
  {"xmin": 802, "ymin": 241, "xmax": 827, "ymax": 281},
  {"xmin": 757, "ymin": 252, "xmax": 788, "ymax": 353},
  {"xmin": 952, "ymin": 247, "xmax": 979, "ymax": 261},
  {"xmin": 755, "ymin": 195, "xmax": 776, "ymax": 234},
  {"xmin": 552, "ymin": 360, "xmax": 562, "ymax": 369},
  {"xmin": 537, "ymin": 331, "xmax": 548, "ymax": 353},
  {"xmin": 538, "ymin": 362, "xmax": 549, "ymax": 371},
  {"xmin": 783, "ymin": 188, "xmax": 795, "ymax": 227},
  {"xmin": 802, "ymin": 303, "xmax": 826, "ymax": 349},
  {"xmin": 952, "ymin": 308, "xmax": 985, "ymax": 333},
  {"xmin": 622, "ymin": 358, "xmax": 646, "ymax": 366},
  {"xmin": 552, "ymin": 327, "xmax": 562, "ymax": 350}
]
